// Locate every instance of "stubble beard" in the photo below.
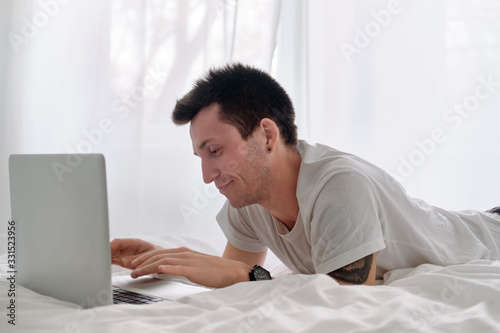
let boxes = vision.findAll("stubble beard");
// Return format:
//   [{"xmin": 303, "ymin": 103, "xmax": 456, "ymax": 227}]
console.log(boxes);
[{"xmin": 227, "ymin": 141, "xmax": 273, "ymax": 209}]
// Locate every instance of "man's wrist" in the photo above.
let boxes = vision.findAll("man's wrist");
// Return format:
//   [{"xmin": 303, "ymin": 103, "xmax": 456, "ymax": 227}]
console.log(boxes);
[
  {"xmin": 249, "ymin": 265, "xmax": 272, "ymax": 281},
  {"xmin": 233, "ymin": 262, "xmax": 253, "ymax": 284},
  {"xmin": 230, "ymin": 262, "xmax": 272, "ymax": 284}
]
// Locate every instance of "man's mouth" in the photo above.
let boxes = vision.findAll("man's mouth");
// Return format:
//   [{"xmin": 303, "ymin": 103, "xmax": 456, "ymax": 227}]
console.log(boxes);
[{"xmin": 217, "ymin": 181, "xmax": 232, "ymax": 194}]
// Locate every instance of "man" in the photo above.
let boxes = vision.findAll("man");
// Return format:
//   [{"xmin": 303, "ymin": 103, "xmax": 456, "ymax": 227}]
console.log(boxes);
[{"xmin": 111, "ymin": 63, "xmax": 500, "ymax": 287}]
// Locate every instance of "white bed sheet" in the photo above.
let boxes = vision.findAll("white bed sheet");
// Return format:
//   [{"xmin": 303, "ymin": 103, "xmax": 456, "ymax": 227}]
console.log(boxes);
[{"xmin": 1, "ymin": 235, "xmax": 500, "ymax": 332}]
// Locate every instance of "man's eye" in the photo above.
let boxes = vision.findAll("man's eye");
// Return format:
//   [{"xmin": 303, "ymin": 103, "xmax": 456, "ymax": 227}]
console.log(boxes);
[{"xmin": 211, "ymin": 148, "xmax": 221, "ymax": 155}]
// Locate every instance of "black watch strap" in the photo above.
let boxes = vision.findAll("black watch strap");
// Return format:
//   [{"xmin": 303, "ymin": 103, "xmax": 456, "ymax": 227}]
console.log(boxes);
[{"xmin": 249, "ymin": 265, "xmax": 272, "ymax": 281}]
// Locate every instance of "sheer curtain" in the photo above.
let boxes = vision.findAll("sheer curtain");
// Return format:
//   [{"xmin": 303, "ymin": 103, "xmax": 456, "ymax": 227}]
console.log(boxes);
[
  {"xmin": 0, "ymin": 0, "xmax": 280, "ymax": 251},
  {"xmin": 104, "ymin": 0, "xmax": 280, "ymax": 239},
  {"xmin": 1, "ymin": 0, "xmax": 113, "ymax": 251},
  {"xmin": 2, "ymin": 0, "xmax": 499, "ymax": 254},
  {"xmin": 278, "ymin": 0, "xmax": 500, "ymax": 212}
]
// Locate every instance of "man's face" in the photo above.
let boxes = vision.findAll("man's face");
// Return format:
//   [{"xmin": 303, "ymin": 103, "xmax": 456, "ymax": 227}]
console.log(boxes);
[{"xmin": 190, "ymin": 103, "xmax": 272, "ymax": 208}]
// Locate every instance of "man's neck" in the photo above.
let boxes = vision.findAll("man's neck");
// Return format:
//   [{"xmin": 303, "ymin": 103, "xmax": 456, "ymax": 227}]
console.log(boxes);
[{"xmin": 259, "ymin": 145, "xmax": 302, "ymax": 231}]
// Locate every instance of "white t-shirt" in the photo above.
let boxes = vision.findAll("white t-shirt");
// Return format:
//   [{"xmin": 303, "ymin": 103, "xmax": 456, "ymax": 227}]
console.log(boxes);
[{"xmin": 216, "ymin": 140, "xmax": 500, "ymax": 278}]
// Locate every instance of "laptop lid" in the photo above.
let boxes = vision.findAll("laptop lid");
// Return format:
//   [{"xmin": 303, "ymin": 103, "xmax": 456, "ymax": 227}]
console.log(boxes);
[{"xmin": 9, "ymin": 154, "xmax": 113, "ymax": 308}]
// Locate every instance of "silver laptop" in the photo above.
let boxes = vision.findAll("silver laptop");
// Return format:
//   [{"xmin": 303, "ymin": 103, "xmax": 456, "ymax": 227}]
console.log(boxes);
[{"xmin": 9, "ymin": 154, "xmax": 208, "ymax": 308}]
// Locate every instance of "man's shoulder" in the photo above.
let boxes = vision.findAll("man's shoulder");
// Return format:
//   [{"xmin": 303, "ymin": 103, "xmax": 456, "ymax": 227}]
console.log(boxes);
[
  {"xmin": 297, "ymin": 140, "xmax": 364, "ymax": 168},
  {"xmin": 296, "ymin": 140, "xmax": 392, "ymax": 206},
  {"xmin": 297, "ymin": 140, "xmax": 369, "ymax": 184}
]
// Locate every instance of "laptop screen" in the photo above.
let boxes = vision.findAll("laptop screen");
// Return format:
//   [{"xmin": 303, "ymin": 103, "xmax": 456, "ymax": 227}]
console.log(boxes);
[{"xmin": 9, "ymin": 154, "xmax": 113, "ymax": 308}]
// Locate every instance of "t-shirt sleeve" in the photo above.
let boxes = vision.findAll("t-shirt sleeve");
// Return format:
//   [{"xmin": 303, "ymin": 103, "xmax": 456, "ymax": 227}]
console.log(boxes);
[
  {"xmin": 309, "ymin": 170, "xmax": 386, "ymax": 274},
  {"xmin": 216, "ymin": 200, "xmax": 268, "ymax": 253}
]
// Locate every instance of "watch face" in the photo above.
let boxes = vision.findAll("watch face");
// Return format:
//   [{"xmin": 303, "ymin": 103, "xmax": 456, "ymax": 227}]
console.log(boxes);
[{"xmin": 253, "ymin": 266, "xmax": 271, "ymax": 280}]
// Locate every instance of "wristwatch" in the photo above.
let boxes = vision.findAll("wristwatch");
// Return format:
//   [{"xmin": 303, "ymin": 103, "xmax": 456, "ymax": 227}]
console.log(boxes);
[{"xmin": 249, "ymin": 265, "xmax": 272, "ymax": 281}]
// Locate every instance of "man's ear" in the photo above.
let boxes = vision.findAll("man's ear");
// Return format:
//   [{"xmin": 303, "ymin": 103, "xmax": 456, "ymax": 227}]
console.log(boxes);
[{"xmin": 259, "ymin": 118, "xmax": 279, "ymax": 151}]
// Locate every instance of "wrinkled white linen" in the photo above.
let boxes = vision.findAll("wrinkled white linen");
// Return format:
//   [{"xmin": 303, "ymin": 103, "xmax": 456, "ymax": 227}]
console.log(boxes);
[{"xmin": 1, "ymin": 237, "xmax": 500, "ymax": 333}]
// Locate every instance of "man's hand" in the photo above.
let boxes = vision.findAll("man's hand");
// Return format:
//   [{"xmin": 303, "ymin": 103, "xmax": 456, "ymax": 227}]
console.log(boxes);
[
  {"xmin": 110, "ymin": 238, "xmax": 161, "ymax": 269},
  {"xmin": 129, "ymin": 247, "xmax": 253, "ymax": 288}
]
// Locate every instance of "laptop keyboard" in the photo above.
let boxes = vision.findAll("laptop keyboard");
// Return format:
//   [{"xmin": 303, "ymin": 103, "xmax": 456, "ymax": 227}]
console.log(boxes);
[{"xmin": 113, "ymin": 288, "xmax": 165, "ymax": 305}]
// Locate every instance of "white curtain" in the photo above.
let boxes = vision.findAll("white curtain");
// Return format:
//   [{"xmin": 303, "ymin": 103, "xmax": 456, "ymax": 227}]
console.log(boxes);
[
  {"xmin": 2, "ymin": 0, "xmax": 499, "ymax": 253},
  {"xmin": 278, "ymin": 0, "xmax": 500, "ymax": 212},
  {"xmin": 0, "ymin": 0, "xmax": 280, "ymax": 249}
]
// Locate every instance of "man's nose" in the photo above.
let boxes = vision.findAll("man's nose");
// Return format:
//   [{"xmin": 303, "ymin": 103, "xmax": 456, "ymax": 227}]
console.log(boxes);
[{"xmin": 201, "ymin": 159, "xmax": 219, "ymax": 184}]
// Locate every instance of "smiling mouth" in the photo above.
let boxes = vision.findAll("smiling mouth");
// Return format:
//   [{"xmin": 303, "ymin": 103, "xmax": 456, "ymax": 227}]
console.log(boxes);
[{"xmin": 217, "ymin": 181, "xmax": 232, "ymax": 194}]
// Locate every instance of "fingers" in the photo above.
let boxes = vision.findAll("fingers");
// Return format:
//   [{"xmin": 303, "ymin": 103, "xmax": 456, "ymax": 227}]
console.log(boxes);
[
  {"xmin": 111, "ymin": 238, "xmax": 139, "ymax": 257},
  {"xmin": 129, "ymin": 248, "xmax": 200, "ymax": 279},
  {"xmin": 110, "ymin": 238, "xmax": 160, "ymax": 269},
  {"xmin": 130, "ymin": 247, "xmax": 196, "ymax": 268},
  {"xmin": 131, "ymin": 257, "xmax": 186, "ymax": 278},
  {"xmin": 111, "ymin": 238, "xmax": 144, "ymax": 252},
  {"xmin": 157, "ymin": 264, "xmax": 191, "ymax": 279},
  {"xmin": 114, "ymin": 253, "xmax": 144, "ymax": 269},
  {"xmin": 128, "ymin": 248, "xmax": 253, "ymax": 288}
]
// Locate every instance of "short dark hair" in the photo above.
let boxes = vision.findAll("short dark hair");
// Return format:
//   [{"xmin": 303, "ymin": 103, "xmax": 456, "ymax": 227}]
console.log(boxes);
[{"xmin": 172, "ymin": 63, "xmax": 298, "ymax": 146}]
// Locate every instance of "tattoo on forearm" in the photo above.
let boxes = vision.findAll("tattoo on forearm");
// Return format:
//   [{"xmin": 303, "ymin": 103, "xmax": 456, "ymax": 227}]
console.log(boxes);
[{"xmin": 328, "ymin": 254, "xmax": 373, "ymax": 284}]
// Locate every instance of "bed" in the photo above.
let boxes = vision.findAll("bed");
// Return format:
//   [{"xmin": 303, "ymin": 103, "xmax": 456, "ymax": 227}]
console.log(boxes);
[{"xmin": 1, "ymin": 234, "xmax": 500, "ymax": 332}]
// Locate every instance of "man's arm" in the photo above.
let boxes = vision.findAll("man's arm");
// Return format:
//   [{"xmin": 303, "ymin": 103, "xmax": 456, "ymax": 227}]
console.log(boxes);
[
  {"xmin": 222, "ymin": 241, "xmax": 267, "ymax": 267},
  {"xmin": 112, "ymin": 238, "xmax": 268, "ymax": 288},
  {"xmin": 328, "ymin": 253, "xmax": 377, "ymax": 286}
]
